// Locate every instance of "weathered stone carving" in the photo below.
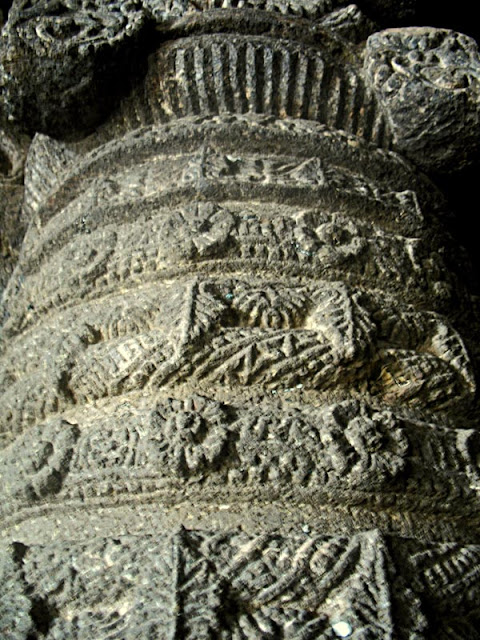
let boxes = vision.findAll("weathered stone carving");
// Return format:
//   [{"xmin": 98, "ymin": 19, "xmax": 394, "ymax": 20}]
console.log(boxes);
[
  {"xmin": 1, "ymin": 530, "xmax": 480, "ymax": 638},
  {"xmin": 1, "ymin": 1, "xmax": 480, "ymax": 637},
  {"xmin": 0, "ymin": 128, "xmax": 29, "ymax": 293},
  {"xmin": 365, "ymin": 27, "xmax": 480, "ymax": 172}
]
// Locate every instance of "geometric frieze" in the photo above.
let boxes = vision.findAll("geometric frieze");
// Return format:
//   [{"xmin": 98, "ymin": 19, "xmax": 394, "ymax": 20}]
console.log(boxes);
[
  {"xmin": 1, "ymin": 394, "xmax": 479, "ymax": 523},
  {"xmin": 4, "ymin": 198, "xmax": 448, "ymax": 333},
  {"xmin": 2, "ymin": 3, "xmax": 480, "ymax": 636},
  {"xmin": 1, "ymin": 529, "xmax": 479, "ymax": 638},
  {"xmin": 0, "ymin": 280, "xmax": 474, "ymax": 442}
]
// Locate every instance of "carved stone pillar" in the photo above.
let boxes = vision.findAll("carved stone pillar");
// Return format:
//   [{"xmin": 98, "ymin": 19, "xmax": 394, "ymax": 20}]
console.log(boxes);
[{"xmin": 1, "ymin": 1, "xmax": 479, "ymax": 637}]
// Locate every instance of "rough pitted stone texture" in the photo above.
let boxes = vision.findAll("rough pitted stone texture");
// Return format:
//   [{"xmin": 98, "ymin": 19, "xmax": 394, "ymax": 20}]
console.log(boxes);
[
  {"xmin": 1, "ymin": 530, "xmax": 480, "ymax": 638},
  {"xmin": 365, "ymin": 27, "xmax": 480, "ymax": 173},
  {"xmin": 1, "ymin": 1, "xmax": 480, "ymax": 638},
  {"xmin": 0, "ymin": 0, "xmax": 420, "ymax": 138},
  {"xmin": 0, "ymin": 128, "xmax": 29, "ymax": 295},
  {"xmin": 0, "ymin": 0, "xmax": 148, "ymax": 135}
]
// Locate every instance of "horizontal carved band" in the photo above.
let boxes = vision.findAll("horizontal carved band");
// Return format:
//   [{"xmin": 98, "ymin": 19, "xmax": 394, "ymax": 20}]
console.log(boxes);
[
  {"xmin": 1, "ymin": 390, "xmax": 478, "ymax": 522},
  {"xmin": 144, "ymin": 33, "xmax": 392, "ymax": 146},
  {"xmin": 1, "ymin": 528, "xmax": 479, "ymax": 637},
  {"xmin": 1, "ymin": 279, "xmax": 474, "ymax": 444}
]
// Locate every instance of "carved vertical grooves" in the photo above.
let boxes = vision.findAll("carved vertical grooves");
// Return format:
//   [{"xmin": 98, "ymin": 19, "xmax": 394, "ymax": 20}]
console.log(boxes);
[
  {"xmin": 358, "ymin": 98, "xmax": 375, "ymax": 143},
  {"xmin": 175, "ymin": 48, "xmax": 191, "ymax": 117},
  {"xmin": 293, "ymin": 52, "xmax": 309, "ymax": 119},
  {"xmin": 254, "ymin": 43, "xmax": 264, "ymax": 113},
  {"xmin": 185, "ymin": 48, "xmax": 202, "ymax": 115},
  {"xmin": 1, "ymin": 6, "xmax": 479, "ymax": 637},
  {"xmin": 224, "ymin": 43, "xmax": 237, "ymax": 113},
  {"xmin": 372, "ymin": 112, "xmax": 387, "ymax": 148},
  {"xmin": 224, "ymin": 42, "xmax": 237, "ymax": 111},
  {"xmin": 143, "ymin": 85, "xmax": 163, "ymax": 126},
  {"xmin": 133, "ymin": 84, "xmax": 153, "ymax": 126},
  {"xmin": 278, "ymin": 49, "xmax": 292, "ymax": 117},
  {"xmin": 339, "ymin": 70, "xmax": 357, "ymax": 132},
  {"xmin": 317, "ymin": 61, "xmax": 334, "ymax": 125},
  {"xmin": 237, "ymin": 42, "xmax": 249, "ymax": 113},
  {"xmin": 164, "ymin": 48, "xmax": 181, "ymax": 118},
  {"xmin": 138, "ymin": 38, "xmax": 392, "ymax": 147},
  {"xmin": 269, "ymin": 48, "xmax": 282, "ymax": 116},
  {"xmin": 210, "ymin": 43, "xmax": 224, "ymax": 113},
  {"xmin": 262, "ymin": 46, "xmax": 274, "ymax": 113},
  {"xmin": 332, "ymin": 70, "xmax": 347, "ymax": 130},
  {"xmin": 193, "ymin": 46, "xmax": 211, "ymax": 113},
  {"xmin": 245, "ymin": 41, "xmax": 256, "ymax": 112},
  {"xmin": 226, "ymin": 41, "xmax": 239, "ymax": 113},
  {"xmin": 349, "ymin": 73, "xmax": 363, "ymax": 135},
  {"xmin": 286, "ymin": 50, "xmax": 300, "ymax": 117},
  {"xmin": 306, "ymin": 56, "xmax": 323, "ymax": 120}
]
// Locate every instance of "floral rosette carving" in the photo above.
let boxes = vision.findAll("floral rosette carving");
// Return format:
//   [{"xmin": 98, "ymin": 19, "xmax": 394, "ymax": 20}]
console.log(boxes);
[
  {"xmin": 139, "ymin": 394, "xmax": 230, "ymax": 478},
  {"xmin": 343, "ymin": 408, "xmax": 409, "ymax": 487},
  {"xmin": 158, "ymin": 203, "xmax": 235, "ymax": 262}
]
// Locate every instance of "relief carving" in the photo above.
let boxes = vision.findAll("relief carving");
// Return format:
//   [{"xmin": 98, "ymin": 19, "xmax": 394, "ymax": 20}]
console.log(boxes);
[{"xmin": 1, "ymin": 0, "xmax": 480, "ymax": 637}]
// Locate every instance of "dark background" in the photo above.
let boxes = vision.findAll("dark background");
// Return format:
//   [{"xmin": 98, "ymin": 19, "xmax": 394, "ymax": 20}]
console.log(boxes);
[{"xmin": 413, "ymin": 4, "xmax": 480, "ymax": 293}]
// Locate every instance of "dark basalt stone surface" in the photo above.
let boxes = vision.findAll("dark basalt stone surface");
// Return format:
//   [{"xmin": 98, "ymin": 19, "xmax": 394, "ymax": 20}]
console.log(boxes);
[
  {"xmin": 365, "ymin": 27, "xmax": 480, "ymax": 173},
  {"xmin": 1, "ymin": 1, "xmax": 480, "ymax": 638}
]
